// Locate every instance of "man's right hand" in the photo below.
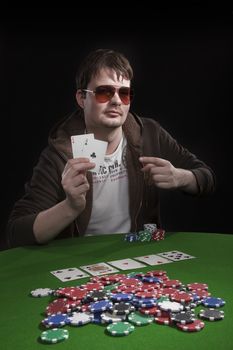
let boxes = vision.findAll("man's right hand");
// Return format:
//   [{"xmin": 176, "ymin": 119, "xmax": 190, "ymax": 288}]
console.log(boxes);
[{"xmin": 61, "ymin": 158, "xmax": 95, "ymax": 214}]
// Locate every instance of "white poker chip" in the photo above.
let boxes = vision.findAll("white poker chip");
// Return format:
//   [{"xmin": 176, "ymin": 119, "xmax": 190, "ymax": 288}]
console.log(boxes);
[
  {"xmin": 158, "ymin": 301, "xmax": 184, "ymax": 312},
  {"xmin": 30, "ymin": 288, "xmax": 54, "ymax": 297},
  {"xmin": 101, "ymin": 312, "xmax": 126, "ymax": 323},
  {"xmin": 67, "ymin": 312, "xmax": 93, "ymax": 326}
]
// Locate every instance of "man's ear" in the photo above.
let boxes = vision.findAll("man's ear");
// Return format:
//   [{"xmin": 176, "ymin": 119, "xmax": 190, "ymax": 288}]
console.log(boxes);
[{"xmin": 76, "ymin": 90, "xmax": 85, "ymax": 109}]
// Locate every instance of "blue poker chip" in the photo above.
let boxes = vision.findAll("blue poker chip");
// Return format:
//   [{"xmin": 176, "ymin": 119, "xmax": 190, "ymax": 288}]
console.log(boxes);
[
  {"xmin": 89, "ymin": 300, "xmax": 113, "ymax": 313},
  {"xmin": 124, "ymin": 233, "xmax": 138, "ymax": 242},
  {"xmin": 42, "ymin": 314, "xmax": 70, "ymax": 328},
  {"xmin": 202, "ymin": 297, "xmax": 226, "ymax": 308},
  {"xmin": 110, "ymin": 293, "xmax": 133, "ymax": 302}
]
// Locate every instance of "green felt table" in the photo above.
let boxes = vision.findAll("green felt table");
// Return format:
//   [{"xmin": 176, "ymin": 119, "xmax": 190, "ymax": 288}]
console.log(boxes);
[{"xmin": 0, "ymin": 231, "xmax": 232, "ymax": 350}]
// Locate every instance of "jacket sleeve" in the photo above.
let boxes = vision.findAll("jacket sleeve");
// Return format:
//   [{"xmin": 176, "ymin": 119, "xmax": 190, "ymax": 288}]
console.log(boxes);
[
  {"xmin": 6, "ymin": 146, "xmax": 66, "ymax": 248},
  {"xmin": 158, "ymin": 124, "xmax": 216, "ymax": 195}
]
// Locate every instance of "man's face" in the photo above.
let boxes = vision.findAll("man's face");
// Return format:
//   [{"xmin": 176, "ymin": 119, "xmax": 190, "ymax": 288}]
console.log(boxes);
[{"xmin": 77, "ymin": 68, "xmax": 131, "ymax": 131}]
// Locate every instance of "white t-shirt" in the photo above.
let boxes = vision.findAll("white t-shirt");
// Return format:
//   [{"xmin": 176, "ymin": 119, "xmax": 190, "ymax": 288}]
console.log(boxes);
[{"xmin": 86, "ymin": 134, "xmax": 130, "ymax": 235}]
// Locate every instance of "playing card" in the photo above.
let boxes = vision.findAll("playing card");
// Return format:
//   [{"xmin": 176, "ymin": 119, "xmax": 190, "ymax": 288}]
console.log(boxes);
[
  {"xmin": 79, "ymin": 262, "xmax": 119, "ymax": 276},
  {"xmin": 50, "ymin": 267, "xmax": 89, "ymax": 282},
  {"xmin": 82, "ymin": 138, "xmax": 108, "ymax": 173},
  {"xmin": 71, "ymin": 134, "xmax": 94, "ymax": 158},
  {"xmin": 107, "ymin": 258, "xmax": 146, "ymax": 270},
  {"xmin": 157, "ymin": 250, "xmax": 196, "ymax": 261},
  {"xmin": 134, "ymin": 254, "xmax": 173, "ymax": 266}
]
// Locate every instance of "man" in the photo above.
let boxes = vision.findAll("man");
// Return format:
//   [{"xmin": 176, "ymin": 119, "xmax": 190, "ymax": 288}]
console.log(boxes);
[{"xmin": 6, "ymin": 49, "xmax": 216, "ymax": 247}]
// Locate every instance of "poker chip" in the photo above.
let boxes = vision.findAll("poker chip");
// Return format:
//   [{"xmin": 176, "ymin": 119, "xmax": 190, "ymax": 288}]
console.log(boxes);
[
  {"xmin": 86, "ymin": 290, "xmax": 109, "ymax": 301},
  {"xmin": 158, "ymin": 301, "xmax": 184, "ymax": 313},
  {"xmin": 110, "ymin": 293, "xmax": 133, "ymax": 302},
  {"xmin": 202, "ymin": 297, "xmax": 226, "ymax": 308},
  {"xmin": 101, "ymin": 311, "xmax": 126, "ymax": 323},
  {"xmin": 199, "ymin": 308, "xmax": 224, "ymax": 321},
  {"xmin": 68, "ymin": 312, "xmax": 93, "ymax": 326},
  {"xmin": 170, "ymin": 291, "xmax": 194, "ymax": 303},
  {"xmin": 128, "ymin": 311, "xmax": 154, "ymax": 326},
  {"xmin": 187, "ymin": 282, "xmax": 208, "ymax": 291},
  {"xmin": 30, "ymin": 288, "xmax": 53, "ymax": 297},
  {"xmin": 137, "ymin": 230, "xmax": 152, "ymax": 242},
  {"xmin": 154, "ymin": 315, "xmax": 172, "ymax": 325},
  {"xmin": 40, "ymin": 328, "xmax": 69, "ymax": 344},
  {"xmin": 89, "ymin": 300, "xmax": 113, "ymax": 313},
  {"xmin": 31, "ymin": 268, "xmax": 226, "ymax": 342},
  {"xmin": 46, "ymin": 298, "xmax": 72, "ymax": 315},
  {"xmin": 139, "ymin": 305, "xmax": 162, "ymax": 316},
  {"xmin": 170, "ymin": 311, "xmax": 196, "ymax": 324},
  {"xmin": 42, "ymin": 314, "xmax": 69, "ymax": 328},
  {"xmin": 111, "ymin": 302, "xmax": 135, "ymax": 315},
  {"xmin": 163, "ymin": 279, "xmax": 182, "ymax": 288},
  {"xmin": 176, "ymin": 319, "xmax": 205, "ymax": 332},
  {"xmin": 107, "ymin": 322, "xmax": 135, "ymax": 336},
  {"xmin": 124, "ymin": 233, "xmax": 138, "ymax": 242}
]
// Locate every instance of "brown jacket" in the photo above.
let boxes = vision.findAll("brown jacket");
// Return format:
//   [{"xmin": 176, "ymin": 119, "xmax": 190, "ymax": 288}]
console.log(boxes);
[{"xmin": 6, "ymin": 109, "xmax": 216, "ymax": 247}]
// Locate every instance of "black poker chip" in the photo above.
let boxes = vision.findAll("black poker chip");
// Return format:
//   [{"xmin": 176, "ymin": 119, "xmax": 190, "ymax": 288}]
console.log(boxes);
[
  {"xmin": 199, "ymin": 308, "xmax": 224, "ymax": 321},
  {"xmin": 170, "ymin": 311, "xmax": 196, "ymax": 324}
]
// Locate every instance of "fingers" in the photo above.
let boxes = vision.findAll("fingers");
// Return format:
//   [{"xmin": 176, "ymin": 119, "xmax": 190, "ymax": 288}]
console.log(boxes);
[
  {"xmin": 62, "ymin": 158, "xmax": 95, "ymax": 178},
  {"xmin": 139, "ymin": 157, "xmax": 168, "ymax": 167}
]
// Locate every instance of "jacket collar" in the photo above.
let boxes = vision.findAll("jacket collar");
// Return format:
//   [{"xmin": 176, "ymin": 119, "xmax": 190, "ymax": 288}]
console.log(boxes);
[{"xmin": 49, "ymin": 108, "xmax": 143, "ymax": 160}]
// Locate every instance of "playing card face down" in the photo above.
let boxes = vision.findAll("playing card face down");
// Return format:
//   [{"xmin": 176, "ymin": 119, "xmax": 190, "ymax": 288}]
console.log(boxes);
[{"xmin": 50, "ymin": 267, "xmax": 89, "ymax": 282}]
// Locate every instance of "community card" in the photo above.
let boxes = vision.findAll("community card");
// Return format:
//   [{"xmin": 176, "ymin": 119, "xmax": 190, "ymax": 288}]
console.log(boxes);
[
  {"xmin": 50, "ymin": 267, "xmax": 89, "ymax": 282},
  {"xmin": 71, "ymin": 134, "xmax": 94, "ymax": 158},
  {"xmin": 79, "ymin": 262, "xmax": 119, "ymax": 276},
  {"xmin": 134, "ymin": 254, "xmax": 173, "ymax": 266},
  {"xmin": 157, "ymin": 250, "xmax": 196, "ymax": 261},
  {"xmin": 107, "ymin": 258, "xmax": 146, "ymax": 270}
]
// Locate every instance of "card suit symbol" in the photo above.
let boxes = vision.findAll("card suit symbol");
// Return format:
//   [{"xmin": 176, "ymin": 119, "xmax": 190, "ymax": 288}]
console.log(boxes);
[{"xmin": 90, "ymin": 152, "xmax": 97, "ymax": 158}]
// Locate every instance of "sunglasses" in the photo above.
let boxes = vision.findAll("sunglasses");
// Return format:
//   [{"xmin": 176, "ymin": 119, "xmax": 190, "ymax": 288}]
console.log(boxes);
[{"xmin": 82, "ymin": 85, "xmax": 133, "ymax": 105}]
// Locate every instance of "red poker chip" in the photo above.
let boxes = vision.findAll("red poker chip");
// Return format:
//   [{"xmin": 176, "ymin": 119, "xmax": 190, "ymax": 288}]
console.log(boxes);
[
  {"xmin": 191, "ymin": 289, "xmax": 211, "ymax": 298},
  {"xmin": 135, "ymin": 291, "xmax": 158, "ymax": 299},
  {"xmin": 115, "ymin": 286, "xmax": 137, "ymax": 294},
  {"xmin": 163, "ymin": 279, "xmax": 182, "ymax": 288},
  {"xmin": 80, "ymin": 282, "xmax": 104, "ymax": 291},
  {"xmin": 145, "ymin": 270, "xmax": 167, "ymax": 277},
  {"xmin": 176, "ymin": 319, "xmax": 205, "ymax": 332},
  {"xmin": 170, "ymin": 291, "xmax": 194, "ymax": 303},
  {"xmin": 139, "ymin": 306, "xmax": 162, "ymax": 316},
  {"xmin": 160, "ymin": 287, "xmax": 178, "ymax": 296},
  {"xmin": 137, "ymin": 283, "xmax": 160, "ymax": 291},
  {"xmin": 187, "ymin": 283, "xmax": 208, "ymax": 291},
  {"xmin": 46, "ymin": 298, "xmax": 71, "ymax": 315},
  {"xmin": 154, "ymin": 316, "xmax": 172, "ymax": 325}
]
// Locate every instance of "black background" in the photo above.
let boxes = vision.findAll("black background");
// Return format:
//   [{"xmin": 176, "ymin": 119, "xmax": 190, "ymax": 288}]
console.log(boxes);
[{"xmin": 1, "ymin": 8, "xmax": 232, "ymax": 249}]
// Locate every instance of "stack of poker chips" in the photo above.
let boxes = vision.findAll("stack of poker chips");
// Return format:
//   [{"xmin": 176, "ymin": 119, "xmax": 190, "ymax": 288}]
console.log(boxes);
[
  {"xmin": 124, "ymin": 223, "xmax": 165, "ymax": 243},
  {"xmin": 31, "ymin": 269, "xmax": 226, "ymax": 343}
]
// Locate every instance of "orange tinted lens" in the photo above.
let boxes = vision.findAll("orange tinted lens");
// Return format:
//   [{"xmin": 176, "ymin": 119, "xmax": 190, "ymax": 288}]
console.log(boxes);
[
  {"xmin": 95, "ymin": 86, "xmax": 115, "ymax": 103},
  {"xmin": 119, "ymin": 87, "xmax": 132, "ymax": 105}
]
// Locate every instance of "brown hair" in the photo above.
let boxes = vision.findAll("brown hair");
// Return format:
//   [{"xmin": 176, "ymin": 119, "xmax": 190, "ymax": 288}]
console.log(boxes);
[{"xmin": 76, "ymin": 49, "xmax": 133, "ymax": 89}]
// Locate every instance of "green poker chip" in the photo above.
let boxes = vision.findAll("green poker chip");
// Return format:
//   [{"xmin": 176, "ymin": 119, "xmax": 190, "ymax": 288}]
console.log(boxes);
[
  {"xmin": 128, "ymin": 311, "xmax": 154, "ymax": 326},
  {"xmin": 40, "ymin": 328, "xmax": 69, "ymax": 344},
  {"xmin": 107, "ymin": 321, "xmax": 135, "ymax": 336}
]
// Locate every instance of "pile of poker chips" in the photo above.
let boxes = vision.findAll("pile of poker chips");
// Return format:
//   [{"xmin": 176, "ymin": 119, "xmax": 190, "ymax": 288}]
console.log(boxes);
[
  {"xmin": 30, "ymin": 270, "xmax": 226, "ymax": 344},
  {"xmin": 125, "ymin": 223, "xmax": 165, "ymax": 242}
]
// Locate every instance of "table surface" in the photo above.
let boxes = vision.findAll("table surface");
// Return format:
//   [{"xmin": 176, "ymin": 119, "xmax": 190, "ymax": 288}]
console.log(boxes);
[{"xmin": 0, "ymin": 231, "xmax": 232, "ymax": 350}]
